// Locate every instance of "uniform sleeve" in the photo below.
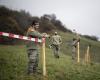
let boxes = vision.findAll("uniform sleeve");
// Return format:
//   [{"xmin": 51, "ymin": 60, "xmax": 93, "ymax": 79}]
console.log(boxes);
[
  {"xmin": 26, "ymin": 31, "xmax": 30, "ymax": 36},
  {"xmin": 29, "ymin": 31, "xmax": 43, "ymax": 38},
  {"xmin": 51, "ymin": 36, "xmax": 54, "ymax": 44},
  {"xmin": 72, "ymin": 40, "xmax": 79, "ymax": 46},
  {"xmin": 59, "ymin": 36, "xmax": 62, "ymax": 44}
]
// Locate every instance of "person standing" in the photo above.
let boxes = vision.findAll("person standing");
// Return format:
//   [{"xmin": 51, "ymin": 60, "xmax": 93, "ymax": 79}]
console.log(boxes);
[
  {"xmin": 26, "ymin": 20, "xmax": 43, "ymax": 75},
  {"xmin": 72, "ymin": 38, "xmax": 80, "ymax": 61},
  {"xmin": 50, "ymin": 32, "xmax": 62, "ymax": 58}
]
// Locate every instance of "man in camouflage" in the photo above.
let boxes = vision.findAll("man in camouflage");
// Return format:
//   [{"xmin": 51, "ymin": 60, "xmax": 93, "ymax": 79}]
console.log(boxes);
[
  {"xmin": 26, "ymin": 20, "xmax": 43, "ymax": 75},
  {"xmin": 50, "ymin": 32, "xmax": 62, "ymax": 58},
  {"xmin": 72, "ymin": 38, "xmax": 80, "ymax": 61}
]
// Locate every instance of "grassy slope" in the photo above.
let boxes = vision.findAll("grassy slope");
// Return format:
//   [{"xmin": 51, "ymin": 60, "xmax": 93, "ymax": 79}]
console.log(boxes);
[{"xmin": 0, "ymin": 31, "xmax": 100, "ymax": 80}]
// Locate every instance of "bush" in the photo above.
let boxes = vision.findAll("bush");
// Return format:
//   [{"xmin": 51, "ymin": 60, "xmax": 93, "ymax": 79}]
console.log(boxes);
[{"xmin": 83, "ymin": 35, "xmax": 98, "ymax": 41}]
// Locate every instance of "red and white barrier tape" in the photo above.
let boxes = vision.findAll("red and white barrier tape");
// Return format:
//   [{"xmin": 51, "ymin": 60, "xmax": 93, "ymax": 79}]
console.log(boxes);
[{"xmin": 0, "ymin": 32, "xmax": 42, "ymax": 43}]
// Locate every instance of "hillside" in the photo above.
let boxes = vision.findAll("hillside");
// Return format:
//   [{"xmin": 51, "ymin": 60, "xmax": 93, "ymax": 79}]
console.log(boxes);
[
  {"xmin": 0, "ymin": 6, "xmax": 74, "ymax": 45},
  {"xmin": 0, "ymin": 6, "xmax": 70, "ymax": 34},
  {"xmin": 0, "ymin": 31, "xmax": 100, "ymax": 80},
  {"xmin": 0, "ymin": 6, "xmax": 100, "ymax": 80},
  {"xmin": 0, "ymin": 6, "xmax": 99, "ymax": 45}
]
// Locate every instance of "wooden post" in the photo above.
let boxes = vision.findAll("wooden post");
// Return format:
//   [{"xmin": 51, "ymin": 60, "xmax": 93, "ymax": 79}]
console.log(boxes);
[
  {"xmin": 73, "ymin": 29, "xmax": 80, "ymax": 63},
  {"xmin": 86, "ymin": 45, "xmax": 90, "ymax": 63},
  {"xmin": 42, "ymin": 38, "xmax": 46, "ymax": 76},
  {"xmin": 84, "ymin": 52, "xmax": 87, "ymax": 63},
  {"xmin": 84, "ymin": 45, "xmax": 90, "ymax": 64},
  {"xmin": 77, "ymin": 42, "xmax": 80, "ymax": 63}
]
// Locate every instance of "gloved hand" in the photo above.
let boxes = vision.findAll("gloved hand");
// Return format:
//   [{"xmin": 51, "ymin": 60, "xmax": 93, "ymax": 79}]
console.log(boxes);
[
  {"xmin": 78, "ymin": 38, "xmax": 80, "ymax": 42},
  {"xmin": 42, "ymin": 33, "xmax": 50, "ymax": 38}
]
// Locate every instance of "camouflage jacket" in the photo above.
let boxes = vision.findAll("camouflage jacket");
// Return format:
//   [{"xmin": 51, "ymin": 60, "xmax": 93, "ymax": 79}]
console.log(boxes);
[
  {"xmin": 51, "ymin": 35, "xmax": 62, "ymax": 45},
  {"xmin": 26, "ymin": 31, "xmax": 42, "ymax": 50}
]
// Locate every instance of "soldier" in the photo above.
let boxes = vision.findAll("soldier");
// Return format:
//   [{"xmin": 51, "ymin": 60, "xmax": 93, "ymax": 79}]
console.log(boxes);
[
  {"xmin": 50, "ymin": 32, "xmax": 62, "ymax": 58},
  {"xmin": 26, "ymin": 20, "xmax": 43, "ymax": 75},
  {"xmin": 72, "ymin": 38, "xmax": 80, "ymax": 61}
]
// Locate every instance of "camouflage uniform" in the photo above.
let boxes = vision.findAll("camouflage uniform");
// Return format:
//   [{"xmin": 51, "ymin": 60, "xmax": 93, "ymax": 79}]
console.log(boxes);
[
  {"xmin": 51, "ymin": 32, "xmax": 62, "ymax": 58},
  {"xmin": 72, "ymin": 38, "xmax": 80, "ymax": 60},
  {"xmin": 26, "ymin": 31, "xmax": 42, "ymax": 74}
]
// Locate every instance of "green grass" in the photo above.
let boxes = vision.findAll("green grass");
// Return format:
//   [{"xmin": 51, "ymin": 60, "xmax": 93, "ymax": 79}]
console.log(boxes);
[
  {"xmin": 0, "ymin": 31, "xmax": 100, "ymax": 80},
  {"xmin": 0, "ymin": 45, "xmax": 100, "ymax": 80}
]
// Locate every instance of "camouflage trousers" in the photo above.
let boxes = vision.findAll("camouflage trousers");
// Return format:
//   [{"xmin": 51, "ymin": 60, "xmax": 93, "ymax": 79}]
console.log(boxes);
[
  {"xmin": 52, "ymin": 44, "xmax": 60, "ymax": 58},
  {"xmin": 72, "ymin": 46, "xmax": 77, "ymax": 60},
  {"xmin": 27, "ymin": 49, "xmax": 39, "ymax": 74}
]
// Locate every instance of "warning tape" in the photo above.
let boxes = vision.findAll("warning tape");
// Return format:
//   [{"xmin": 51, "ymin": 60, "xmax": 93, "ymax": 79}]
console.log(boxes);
[{"xmin": 0, "ymin": 32, "xmax": 42, "ymax": 42}]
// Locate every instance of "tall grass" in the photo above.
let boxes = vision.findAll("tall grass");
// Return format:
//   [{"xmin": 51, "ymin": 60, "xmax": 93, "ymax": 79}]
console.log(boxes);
[
  {"xmin": 0, "ymin": 31, "xmax": 100, "ymax": 80},
  {"xmin": 0, "ymin": 45, "xmax": 100, "ymax": 80}
]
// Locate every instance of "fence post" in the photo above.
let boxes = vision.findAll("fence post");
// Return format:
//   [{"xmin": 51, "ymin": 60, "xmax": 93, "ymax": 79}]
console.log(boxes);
[
  {"xmin": 77, "ymin": 42, "xmax": 80, "ymax": 63},
  {"xmin": 86, "ymin": 45, "xmax": 90, "ymax": 63},
  {"xmin": 42, "ymin": 38, "xmax": 46, "ymax": 76}
]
